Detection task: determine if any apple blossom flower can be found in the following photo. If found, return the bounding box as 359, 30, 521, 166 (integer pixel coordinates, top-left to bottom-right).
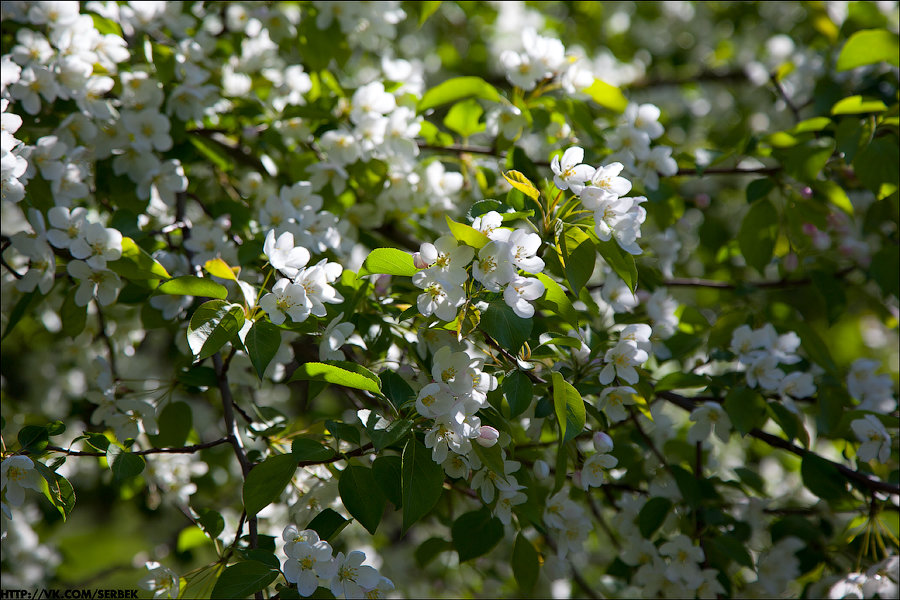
551, 146, 595, 194
851, 415, 891, 463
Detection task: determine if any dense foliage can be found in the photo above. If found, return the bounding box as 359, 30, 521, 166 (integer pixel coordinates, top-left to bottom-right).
1, 1, 899, 598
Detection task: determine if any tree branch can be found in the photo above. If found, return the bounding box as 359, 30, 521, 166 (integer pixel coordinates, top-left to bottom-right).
658, 391, 900, 497
41, 438, 232, 457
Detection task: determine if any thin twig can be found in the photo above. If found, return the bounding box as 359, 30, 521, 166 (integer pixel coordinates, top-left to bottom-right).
39, 438, 232, 457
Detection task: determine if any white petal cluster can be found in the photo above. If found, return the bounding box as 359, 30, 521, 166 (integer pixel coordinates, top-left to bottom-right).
729, 323, 817, 412
412, 235, 473, 322
580, 433, 618, 490
605, 103, 678, 191
687, 402, 732, 444
552, 146, 648, 256
499, 28, 591, 93
850, 414, 892, 464
419, 346, 498, 464
599, 324, 652, 385
1, 456, 42, 517
260, 229, 343, 326
847, 358, 897, 413
280, 526, 392, 598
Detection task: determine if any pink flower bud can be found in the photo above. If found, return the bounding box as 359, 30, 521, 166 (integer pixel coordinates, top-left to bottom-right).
375, 274, 391, 295
533, 459, 550, 480
593, 431, 614, 453
802, 223, 819, 236
812, 231, 831, 250
694, 193, 710, 209
783, 252, 798, 272
412, 252, 429, 270
800, 186, 813, 199
476, 426, 500, 447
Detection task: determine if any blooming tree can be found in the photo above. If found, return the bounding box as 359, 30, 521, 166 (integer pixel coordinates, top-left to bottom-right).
1, 1, 899, 599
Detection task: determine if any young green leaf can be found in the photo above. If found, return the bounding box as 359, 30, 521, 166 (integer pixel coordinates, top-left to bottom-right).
551, 371, 586, 443
401, 438, 443, 532
242, 454, 297, 516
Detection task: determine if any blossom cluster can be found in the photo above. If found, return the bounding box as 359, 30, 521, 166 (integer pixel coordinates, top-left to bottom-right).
412, 215, 547, 322
260, 229, 343, 326
281, 526, 393, 598
552, 146, 648, 255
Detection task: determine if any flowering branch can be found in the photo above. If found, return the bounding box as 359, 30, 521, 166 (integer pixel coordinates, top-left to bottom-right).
658, 391, 900, 497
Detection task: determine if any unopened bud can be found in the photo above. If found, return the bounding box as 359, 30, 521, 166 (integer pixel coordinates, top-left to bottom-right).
593, 431, 614, 453
375, 274, 391, 295
801, 223, 819, 236
533, 459, 550, 480
694, 193, 710, 209
800, 186, 813, 199
476, 426, 500, 447
783, 252, 798, 272
412, 252, 429, 270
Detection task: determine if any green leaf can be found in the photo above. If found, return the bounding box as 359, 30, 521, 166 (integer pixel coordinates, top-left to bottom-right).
801, 454, 851, 501
106, 445, 145, 480
671, 465, 702, 508
535, 273, 579, 328
738, 198, 778, 274
306, 508, 350, 541
452, 508, 505, 561
289, 362, 382, 394
723, 387, 768, 436
836, 28, 900, 71
401, 437, 444, 532
34, 462, 75, 521
831, 95, 888, 115
775, 138, 835, 182
444, 98, 485, 138
472, 443, 507, 483
107, 237, 170, 281
502, 371, 534, 418
445, 216, 490, 249
512, 534, 540, 592
582, 79, 628, 112
196, 508, 225, 539
811, 270, 847, 324
654, 373, 710, 393
325, 420, 361, 446
245, 320, 282, 379
596, 238, 637, 292
769, 402, 809, 447
418, 1, 442, 26
2, 290, 41, 340
18, 425, 49, 452
291, 438, 337, 463
638, 497, 673, 539
418, 76, 501, 112
854, 137, 900, 193
358, 248, 418, 277
480, 302, 532, 353
814, 180, 854, 215
61, 289, 87, 338
415, 537, 453, 568
372, 455, 402, 508
794, 321, 837, 375
707, 535, 754, 569
204, 257, 239, 282
559, 227, 596, 294
150, 402, 192, 448
501, 170, 540, 200
187, 301, 245, 360
242, 454, 297, 515
158, 276, 228, 299
338, 466, 385, 535
746, 178, 775, 204
734, 467, 766, 494
210, 561, 279, 599
870, 247, 900, 299
551, 372, 586, 443
380, 371, 415, 410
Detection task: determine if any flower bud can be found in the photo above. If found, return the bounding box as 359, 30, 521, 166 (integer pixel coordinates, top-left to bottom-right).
412, 252, 429, 270
475, 426, 499, 447
593, 431, 614, 453
375, 274, 392, 295
801, 223, 819, 236
533, 459, 550, 480
694, 193, 710, 209
783, 252, 798, 272
800, 186, 813, 199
